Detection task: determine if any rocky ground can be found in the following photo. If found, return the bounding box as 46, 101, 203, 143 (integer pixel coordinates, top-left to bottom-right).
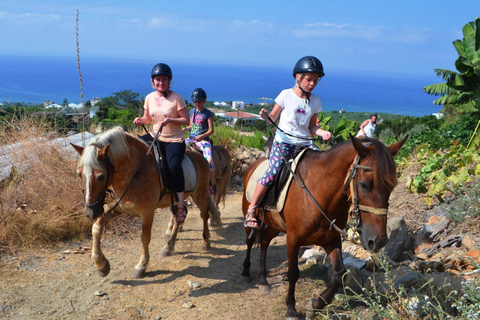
1, 154, 479, 320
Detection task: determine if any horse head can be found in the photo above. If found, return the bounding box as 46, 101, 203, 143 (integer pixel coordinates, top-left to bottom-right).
72, 143, 114, 219
349, 135, 407, 253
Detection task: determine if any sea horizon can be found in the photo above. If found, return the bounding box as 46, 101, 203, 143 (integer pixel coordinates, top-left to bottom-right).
0, 55, 442, 117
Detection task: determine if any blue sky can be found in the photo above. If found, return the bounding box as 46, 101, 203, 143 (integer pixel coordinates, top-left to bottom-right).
1, 0, 479, 76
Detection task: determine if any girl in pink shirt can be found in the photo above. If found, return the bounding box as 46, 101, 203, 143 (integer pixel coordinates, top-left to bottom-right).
133, 63, 190, 223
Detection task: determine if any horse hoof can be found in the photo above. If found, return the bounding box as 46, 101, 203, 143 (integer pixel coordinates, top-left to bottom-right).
285, 316, 299, 320
201, 243, 211, 251
241, 275, 252, 283
97, 259, 110, 277
305, 299, 316, 319
160, 248, 172, 258
131, 267, 146, 279
258, 284, 270, 295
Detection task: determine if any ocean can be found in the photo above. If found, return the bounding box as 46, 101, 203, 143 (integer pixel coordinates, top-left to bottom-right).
0, 55, 442, 117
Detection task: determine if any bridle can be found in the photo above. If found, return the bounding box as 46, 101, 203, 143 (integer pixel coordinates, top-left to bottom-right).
343, 152, 388, 231
83, 154, 116, 210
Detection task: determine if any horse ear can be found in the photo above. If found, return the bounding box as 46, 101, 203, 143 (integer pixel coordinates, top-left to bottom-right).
97, 145, 111, 161
71, 143, 84, 155
349, 134, 370, 158
388, 135, 408, 157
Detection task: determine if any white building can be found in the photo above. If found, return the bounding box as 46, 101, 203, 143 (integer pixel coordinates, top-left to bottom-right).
232, 101, 245, 110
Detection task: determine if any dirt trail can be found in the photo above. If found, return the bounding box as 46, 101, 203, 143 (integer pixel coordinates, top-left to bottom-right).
0, 192, 296, 320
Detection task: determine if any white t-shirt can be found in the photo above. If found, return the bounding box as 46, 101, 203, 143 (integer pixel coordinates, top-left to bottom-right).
356, 119, 376, 138
274, 89, 323, 146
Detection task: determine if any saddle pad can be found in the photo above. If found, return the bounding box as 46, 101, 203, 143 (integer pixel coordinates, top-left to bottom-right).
182, 155, 197, 193
246, 148, 307, 212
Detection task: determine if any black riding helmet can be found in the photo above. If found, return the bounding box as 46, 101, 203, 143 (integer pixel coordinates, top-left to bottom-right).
151, 63, 172, 79
191, 88, 207, 102
293, 56, 325, 78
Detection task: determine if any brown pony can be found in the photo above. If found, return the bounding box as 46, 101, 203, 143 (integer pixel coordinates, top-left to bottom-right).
72, 127, 221, 279
185, 143, 231, 208
241, 135, 407, 320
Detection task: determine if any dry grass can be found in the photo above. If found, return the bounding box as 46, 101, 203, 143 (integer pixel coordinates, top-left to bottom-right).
0, 113, 91, 249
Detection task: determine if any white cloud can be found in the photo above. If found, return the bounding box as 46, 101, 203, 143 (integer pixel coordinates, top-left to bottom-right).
294, 22, 433, 44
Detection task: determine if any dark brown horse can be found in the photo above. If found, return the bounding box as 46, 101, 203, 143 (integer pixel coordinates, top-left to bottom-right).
241, 135, 407, 320
72, 127, 221, 279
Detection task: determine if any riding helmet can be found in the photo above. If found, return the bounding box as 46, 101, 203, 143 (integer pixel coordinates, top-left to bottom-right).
293, 56, 325, 78
191, 88, 207, 102
151, 63, 172, 79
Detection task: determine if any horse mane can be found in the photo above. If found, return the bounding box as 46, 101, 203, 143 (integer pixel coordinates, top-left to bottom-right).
328, 137, 397, 191
78, 126, 131, 173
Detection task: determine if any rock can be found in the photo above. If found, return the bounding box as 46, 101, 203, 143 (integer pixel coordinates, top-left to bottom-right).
187, 280, 202, 289
343, 256, 367, 270
94, 290, 107, 296
182, 301, 195, 309
383, 216, 413, 262
461, 233, 478, 251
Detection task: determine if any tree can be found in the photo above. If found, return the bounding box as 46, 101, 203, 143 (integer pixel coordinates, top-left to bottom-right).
114, 90, 138, 107
423, 17, 480, 149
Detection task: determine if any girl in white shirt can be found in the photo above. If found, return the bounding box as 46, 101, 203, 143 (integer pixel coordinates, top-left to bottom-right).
245, 56, 332, 229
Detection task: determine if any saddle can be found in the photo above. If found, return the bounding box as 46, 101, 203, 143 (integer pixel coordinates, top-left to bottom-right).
152, 140, 197, 197
245, 147, 309, 231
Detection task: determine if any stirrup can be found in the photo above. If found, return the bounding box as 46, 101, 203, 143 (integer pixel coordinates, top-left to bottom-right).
244, 205, 262, 230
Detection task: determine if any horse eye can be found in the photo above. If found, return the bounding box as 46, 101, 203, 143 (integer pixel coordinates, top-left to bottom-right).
359, 182, 370, 191
97, 174, 105, 182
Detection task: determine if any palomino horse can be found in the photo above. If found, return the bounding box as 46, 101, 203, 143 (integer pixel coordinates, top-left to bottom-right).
71, 127, 221, 279
241, 135, 407, 320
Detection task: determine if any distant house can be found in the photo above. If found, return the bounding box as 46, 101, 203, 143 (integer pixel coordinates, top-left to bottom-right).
232, 101, 245, 110
91, 97, 101, 106
223, 111, 261, 126
213, 101, 230, 107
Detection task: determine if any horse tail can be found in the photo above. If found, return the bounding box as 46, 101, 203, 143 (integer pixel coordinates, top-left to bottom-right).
207, 193, 223, 231
220, 174, 230, 208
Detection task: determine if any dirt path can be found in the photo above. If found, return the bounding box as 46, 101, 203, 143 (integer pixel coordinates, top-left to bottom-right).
0, 192, 301, 320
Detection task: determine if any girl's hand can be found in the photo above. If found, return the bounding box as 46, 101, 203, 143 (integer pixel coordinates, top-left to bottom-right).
260, 109, 269, 120
319, 130, 332, 141
134, 117, 143, 126
161, 118, 170, 126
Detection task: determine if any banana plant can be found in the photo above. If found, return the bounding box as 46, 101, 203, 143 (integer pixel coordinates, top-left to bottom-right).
423, 17, 480, 150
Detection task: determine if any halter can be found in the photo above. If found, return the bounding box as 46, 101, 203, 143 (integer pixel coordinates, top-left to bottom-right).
342, 151, 389, 231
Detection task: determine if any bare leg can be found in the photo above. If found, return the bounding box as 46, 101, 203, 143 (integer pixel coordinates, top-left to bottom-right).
245, 182, 269, 227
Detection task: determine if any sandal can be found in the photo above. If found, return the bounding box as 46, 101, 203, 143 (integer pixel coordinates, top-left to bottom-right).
244, 206, 262, 230
209, 182, 216, 195
176, 204, 188, 224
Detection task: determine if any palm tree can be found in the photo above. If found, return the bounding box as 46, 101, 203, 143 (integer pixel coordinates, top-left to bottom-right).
423, 17, 480, 148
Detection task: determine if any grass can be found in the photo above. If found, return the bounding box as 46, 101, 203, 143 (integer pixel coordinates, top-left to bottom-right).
0, 113, 92, 248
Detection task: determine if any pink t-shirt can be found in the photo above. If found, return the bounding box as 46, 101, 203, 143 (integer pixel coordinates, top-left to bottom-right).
144, 91, 187, 143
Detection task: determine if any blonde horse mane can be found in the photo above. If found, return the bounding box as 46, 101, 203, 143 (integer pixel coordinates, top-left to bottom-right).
77, 126, 131, 173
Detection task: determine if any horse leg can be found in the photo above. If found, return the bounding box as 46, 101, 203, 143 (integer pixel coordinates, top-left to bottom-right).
165, 216, 174, 239
160, 210, 179, 257
305, 236, 345, 319
285, 240, 301, 320
91, 210, 119, 277
131, 213, 154, 279
241, 230, 256, 281
258, 227, 279, 294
